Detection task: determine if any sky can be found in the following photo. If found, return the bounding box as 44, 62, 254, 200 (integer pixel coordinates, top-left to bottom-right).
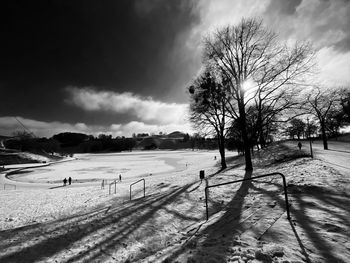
1, 0, 350, 138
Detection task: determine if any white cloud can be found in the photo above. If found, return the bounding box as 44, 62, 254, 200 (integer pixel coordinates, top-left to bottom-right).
184, 0, 269, 61
292, 0, 350, 48
196, 0, 269, 32
190, 0, 350, 87
66, 87, 189, 125
0, 88, 194, 138
118, 121, 193, 137
0, 116, 193, 138
317, 47, 350, 87
192, 0, 350, 50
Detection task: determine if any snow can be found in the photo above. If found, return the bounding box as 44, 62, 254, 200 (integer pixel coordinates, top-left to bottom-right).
0, 146, 349, 262
4, 151, 214, 183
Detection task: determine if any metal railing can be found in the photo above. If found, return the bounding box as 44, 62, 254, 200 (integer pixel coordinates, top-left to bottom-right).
4, 183, 16, 190
109, 180, 117, 195
130, 178, 145, 200
204, 172, 290, 221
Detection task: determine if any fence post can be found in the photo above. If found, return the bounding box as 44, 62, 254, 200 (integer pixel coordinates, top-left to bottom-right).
280, 173, 291, 220
205, 187, 209, 220
143, 179, 145, 198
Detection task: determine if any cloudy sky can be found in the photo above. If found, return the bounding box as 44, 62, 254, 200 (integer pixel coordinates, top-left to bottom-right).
1, 0, 349, 137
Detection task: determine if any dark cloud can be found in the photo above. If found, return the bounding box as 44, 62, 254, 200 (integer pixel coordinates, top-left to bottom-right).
0, 0, 200, 125
304, 0, 350, 52
334, 34, 350, 52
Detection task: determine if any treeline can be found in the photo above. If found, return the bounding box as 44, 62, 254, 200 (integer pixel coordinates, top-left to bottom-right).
4, 131, 225, 154
4, 132, 135, 154
4, 136, 61, 154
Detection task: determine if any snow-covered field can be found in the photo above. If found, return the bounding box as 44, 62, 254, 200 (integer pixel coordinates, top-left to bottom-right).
5, 150, 208, 183
0, 150, 223, 230
0, 146, 349, 262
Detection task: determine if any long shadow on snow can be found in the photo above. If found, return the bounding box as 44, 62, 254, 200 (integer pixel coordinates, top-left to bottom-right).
251, 182, 349, 263
162, 170, 253, 263
64, 184, 200, 263
0, 181, 202, 263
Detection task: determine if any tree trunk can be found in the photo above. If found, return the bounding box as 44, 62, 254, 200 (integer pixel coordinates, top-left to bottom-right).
321, 119, 328, 150
259, 132, 266, 148
257, 115, 266, 148
217, 130, 227, 169
243, 132, 252, 171
219, 140, 227, 169
239, 101, 253, 171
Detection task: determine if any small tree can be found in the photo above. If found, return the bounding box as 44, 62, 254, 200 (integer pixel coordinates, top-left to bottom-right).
189, 70, 230, 169
306, 87, 343, 149
326, 110, 346, 138
288, 118, 306, 140
306, 120, 318, 138
340, 91, 350, 123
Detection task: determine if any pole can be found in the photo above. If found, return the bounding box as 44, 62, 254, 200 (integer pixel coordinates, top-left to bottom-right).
281, 174, 291, 220
307, 118, 313, 158
205, 187, 209, 221
143, 179, 145, 198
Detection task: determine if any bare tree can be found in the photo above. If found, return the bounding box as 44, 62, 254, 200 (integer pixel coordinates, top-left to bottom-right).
203, 17, 314, 171
189, 70, 230, 169
253, 40, 314, 147
306, 87, 343, 149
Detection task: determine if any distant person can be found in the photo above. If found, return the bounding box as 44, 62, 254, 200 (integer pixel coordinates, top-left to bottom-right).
63, 178, 67, 186
119, 174, 122, 182
101, 179, 105, 189
68, 177, 72, 185
298, 142, 302, 150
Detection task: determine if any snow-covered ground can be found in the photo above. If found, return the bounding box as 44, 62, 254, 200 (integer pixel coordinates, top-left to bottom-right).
3, 151, 224, 184
0, 145, 349, 262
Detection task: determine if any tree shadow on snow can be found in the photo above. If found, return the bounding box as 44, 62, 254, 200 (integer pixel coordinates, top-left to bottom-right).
162, 170, 254, 262
0, 181, 204, 263
251, 182, 350, 263
160, 173, 349, 263
1, 166, 347, 262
